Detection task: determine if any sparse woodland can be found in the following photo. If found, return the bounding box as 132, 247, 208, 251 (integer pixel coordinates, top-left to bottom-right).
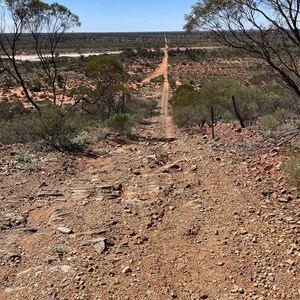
0, 0, 300, 185
0, 1, 299, 299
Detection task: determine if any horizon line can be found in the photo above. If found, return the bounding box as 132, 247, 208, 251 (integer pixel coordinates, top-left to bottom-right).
68, 30, 187, 34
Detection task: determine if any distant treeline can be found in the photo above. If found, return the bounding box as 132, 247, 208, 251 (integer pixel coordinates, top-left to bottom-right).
0, 31, 218, 54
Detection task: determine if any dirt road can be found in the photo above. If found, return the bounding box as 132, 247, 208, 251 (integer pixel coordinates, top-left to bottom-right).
0, 38, 299, 300
142, 36, 174, 139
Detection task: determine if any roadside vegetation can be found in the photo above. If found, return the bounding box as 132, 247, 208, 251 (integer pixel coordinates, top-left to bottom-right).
0, 92, 156, 151
282, 149, 300, 195
2, 0, 300, 191
181, 0, 300, 192
0, 1, 159, 152
171, 78, 292, 131
0, 51, 158, 151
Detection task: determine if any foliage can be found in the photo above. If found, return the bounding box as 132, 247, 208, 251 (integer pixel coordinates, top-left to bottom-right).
85, 56, 124, 81
30, 81, 43, 92
0, 114, 38, 144
122, 48, 137, 58
150, 75, 164, 84
106, 113, 138, 135
173, 105, 209, 128
0, 99, 27, 121
0, 0, 80, 109
136, 48, 163, 59
171, 84, 210, 127
32, 105, 85, 151
185, 0, 300, 98
171, 79, 287, 128
0, 101, 109, 154
282, 150, 300, 193
13, 148, 39, 172
105, 98, 157, 135
259, 109, 290, 131
124, 98, 157, 119
71, 129, 105, 147
80, 56, 130, 120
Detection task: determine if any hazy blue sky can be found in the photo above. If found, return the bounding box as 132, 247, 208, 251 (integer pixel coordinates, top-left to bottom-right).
45, 0, 196, 32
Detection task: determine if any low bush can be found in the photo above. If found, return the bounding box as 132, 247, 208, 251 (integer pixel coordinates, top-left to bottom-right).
122, 48, 137, 58
13, 148, 39, 172
106, 113, 138, 135
173, 105, 208, 128
71, 128, 105, 147
171, 79, 288, 129
0, 94, 157, 149
125, 98, 157, 118
171, 84, 210, 128
259, 108, 290, 131
30, 81, 43, 92
105, 98, 157, 135
0, 115, 38, 144
150, 75, 164, 84
0, 104, 90, 152
282, 151, 300, 193
0, 99, 28, 121
32, 105, 86, 151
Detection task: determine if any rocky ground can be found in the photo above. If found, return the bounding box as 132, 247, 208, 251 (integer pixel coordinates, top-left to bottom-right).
0, 42, 299, 300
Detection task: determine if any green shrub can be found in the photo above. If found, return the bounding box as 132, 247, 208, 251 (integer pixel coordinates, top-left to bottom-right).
170, 84, 195, 107
30, 81, 43, 92
2, 76, 15, 92
260, 115, 278, 131
32, 105, 84, 151
122, 48, 137, 58
260, 108, 290, 131
85, 56, 124, 79
200, 79, 269, 125
171, 84, 210, 128
0, 99, 28, 121
106, 113, 138, 135
173, 105, 208, 128
0, 104, 100, 151
282, 152, 300, 193
0, 115, 37, 144
71, 129, 104, 147
168, 74, 177, 89
13, 148, 39, 172
0, 96, 157, 148
125, 98, 157, 118
104, 97, 157, 135
171, 79, 287, 128
0, 99, 37, 145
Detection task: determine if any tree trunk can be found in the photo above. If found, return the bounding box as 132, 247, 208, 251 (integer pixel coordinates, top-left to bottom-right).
232, 96, 245, 128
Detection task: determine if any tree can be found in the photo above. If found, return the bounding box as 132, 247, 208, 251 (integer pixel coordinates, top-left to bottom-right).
184, 0, 300, 98
70, 56, 130, 120
0, 0, 80, 110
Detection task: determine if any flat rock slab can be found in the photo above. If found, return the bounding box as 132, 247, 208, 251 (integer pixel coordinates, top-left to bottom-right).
57, 226, 73, 234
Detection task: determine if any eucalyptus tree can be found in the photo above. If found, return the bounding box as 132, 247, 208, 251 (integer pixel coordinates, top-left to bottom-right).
185, 0, 300, 98
69, 56, 130, 120
0, 0, 80, 110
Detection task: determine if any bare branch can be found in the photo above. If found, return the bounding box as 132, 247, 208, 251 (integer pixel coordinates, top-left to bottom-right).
185, 0, 300, 97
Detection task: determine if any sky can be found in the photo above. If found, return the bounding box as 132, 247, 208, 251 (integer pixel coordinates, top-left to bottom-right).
44, 0, 197, 33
